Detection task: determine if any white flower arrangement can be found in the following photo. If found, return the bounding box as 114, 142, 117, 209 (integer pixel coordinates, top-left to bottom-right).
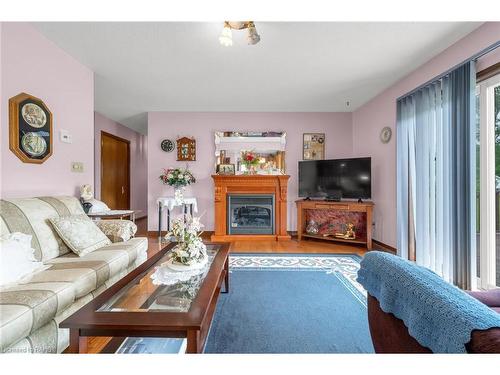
166, 214, 207, 266
159, 168, 195, 187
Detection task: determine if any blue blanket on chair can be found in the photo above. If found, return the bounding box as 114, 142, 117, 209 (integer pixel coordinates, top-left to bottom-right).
357, 251, 500, 353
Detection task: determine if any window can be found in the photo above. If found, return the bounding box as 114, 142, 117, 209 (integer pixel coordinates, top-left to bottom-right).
477, 72, 500, 289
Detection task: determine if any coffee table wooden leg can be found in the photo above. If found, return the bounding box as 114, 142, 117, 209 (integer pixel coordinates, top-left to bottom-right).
186, 330, 201, 353
158, 203, 162, 238
67, 329, 88, 353
223, 258, 229, 293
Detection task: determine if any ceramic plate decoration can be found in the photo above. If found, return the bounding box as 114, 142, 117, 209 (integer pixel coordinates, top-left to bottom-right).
21, 132, 47, 157
21, 103, 47, 128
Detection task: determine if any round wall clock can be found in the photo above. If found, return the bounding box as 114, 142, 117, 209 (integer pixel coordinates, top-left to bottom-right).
161, 139, 174, 152
380, 127, 392, 144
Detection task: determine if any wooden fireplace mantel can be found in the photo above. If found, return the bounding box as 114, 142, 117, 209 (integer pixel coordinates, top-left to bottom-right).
211, 174, 291, 241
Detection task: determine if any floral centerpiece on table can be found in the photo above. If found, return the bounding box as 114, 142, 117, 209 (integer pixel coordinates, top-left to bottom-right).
159, 167, 196, 203
241, 151, 260, 174
167, 215, 207, 266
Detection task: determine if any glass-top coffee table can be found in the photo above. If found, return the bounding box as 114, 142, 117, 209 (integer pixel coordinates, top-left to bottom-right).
60, 242, 230, 354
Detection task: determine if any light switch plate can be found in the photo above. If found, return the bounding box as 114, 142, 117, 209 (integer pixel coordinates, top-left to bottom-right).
71, 162, 84, 173
60, 129, 72, 143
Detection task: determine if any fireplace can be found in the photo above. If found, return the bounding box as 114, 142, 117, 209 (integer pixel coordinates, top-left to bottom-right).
211, 174, 290, 241
227, 195, 275, 235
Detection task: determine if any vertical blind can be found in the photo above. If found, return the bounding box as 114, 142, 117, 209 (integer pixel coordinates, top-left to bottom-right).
396, 61, 476, 289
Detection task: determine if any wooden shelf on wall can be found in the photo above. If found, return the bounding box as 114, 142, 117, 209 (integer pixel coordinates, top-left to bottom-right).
296, 199, 374, 249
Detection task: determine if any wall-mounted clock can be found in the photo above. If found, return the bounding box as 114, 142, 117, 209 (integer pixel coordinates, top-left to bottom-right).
380, 126, 392, 144
161, 139, 174, 152
9, 93, 53, 164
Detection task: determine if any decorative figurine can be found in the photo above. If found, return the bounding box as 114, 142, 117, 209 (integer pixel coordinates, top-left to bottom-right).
335, 223, 356, 239
306, 220, 319, 235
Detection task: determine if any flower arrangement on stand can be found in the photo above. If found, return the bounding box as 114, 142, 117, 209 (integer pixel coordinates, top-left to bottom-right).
159, 167, 196, 203
241, 151, 260, 174
167, 215, 207, 267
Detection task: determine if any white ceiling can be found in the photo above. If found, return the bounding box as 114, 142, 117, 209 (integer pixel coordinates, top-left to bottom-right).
33, 22, 482, 134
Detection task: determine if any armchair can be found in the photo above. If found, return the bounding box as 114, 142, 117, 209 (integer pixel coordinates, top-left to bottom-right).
368, 290, 500, 353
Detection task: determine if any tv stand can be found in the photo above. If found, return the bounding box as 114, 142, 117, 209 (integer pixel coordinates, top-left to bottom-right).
324, 196, 341, 202
295, 199, 374, 250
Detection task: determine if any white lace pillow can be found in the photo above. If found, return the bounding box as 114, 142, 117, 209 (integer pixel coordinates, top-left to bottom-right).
0, 232, 47, 287
86, 199, 110, 214
49, 215, 111, 257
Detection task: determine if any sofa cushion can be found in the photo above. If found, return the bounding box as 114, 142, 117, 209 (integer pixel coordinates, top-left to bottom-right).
23, 237, 148, 299
0, 237, 148, 351
0, 282, 76, 351
0, 197, 85, 261
49, 215, 111, 257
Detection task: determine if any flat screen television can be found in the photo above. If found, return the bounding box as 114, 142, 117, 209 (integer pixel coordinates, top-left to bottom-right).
298, 157, 371, 200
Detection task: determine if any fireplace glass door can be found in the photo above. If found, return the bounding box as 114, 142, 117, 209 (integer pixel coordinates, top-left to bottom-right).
227, 194, 275, 235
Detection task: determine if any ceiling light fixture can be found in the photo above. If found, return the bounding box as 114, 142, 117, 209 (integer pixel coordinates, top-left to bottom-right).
219, 21, 261, 46
218, 23, 233, 47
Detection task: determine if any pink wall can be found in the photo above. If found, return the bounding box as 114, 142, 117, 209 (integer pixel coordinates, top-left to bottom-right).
352, 22, 500, 247
94, 112, 148, 217
147, 112, 353, 231
1, 23, 94, 198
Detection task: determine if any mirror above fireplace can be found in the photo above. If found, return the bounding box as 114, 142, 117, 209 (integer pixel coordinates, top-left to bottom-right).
214, 131, 286, 175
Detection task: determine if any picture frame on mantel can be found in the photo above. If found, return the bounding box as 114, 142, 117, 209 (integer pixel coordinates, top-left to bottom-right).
9, 92, 53, 164
216, 163, 235, 175
303, 133, 325, 160
176, 137, 196, 161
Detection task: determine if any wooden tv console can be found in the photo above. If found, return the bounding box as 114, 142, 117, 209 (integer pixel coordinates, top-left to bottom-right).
296, 199, 374, 250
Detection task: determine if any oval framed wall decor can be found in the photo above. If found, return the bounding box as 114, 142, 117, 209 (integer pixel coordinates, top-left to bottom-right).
9, 92, 53, 164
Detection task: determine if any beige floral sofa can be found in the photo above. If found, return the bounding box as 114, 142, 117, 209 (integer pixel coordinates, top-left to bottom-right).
0, 196, 148, 353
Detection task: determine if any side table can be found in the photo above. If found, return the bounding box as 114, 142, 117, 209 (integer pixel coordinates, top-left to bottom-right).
88, 210, 141, 223
157, 197, 198, 238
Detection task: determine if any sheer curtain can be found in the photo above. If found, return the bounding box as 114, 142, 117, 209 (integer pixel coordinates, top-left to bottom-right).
397, 62, 476, 289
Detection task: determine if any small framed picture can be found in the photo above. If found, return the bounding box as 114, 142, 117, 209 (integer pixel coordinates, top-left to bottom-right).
303, 133, 325, 160
217, 163, 235, 175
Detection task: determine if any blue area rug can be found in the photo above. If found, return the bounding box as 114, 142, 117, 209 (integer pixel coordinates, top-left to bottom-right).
204, 253, 374, 353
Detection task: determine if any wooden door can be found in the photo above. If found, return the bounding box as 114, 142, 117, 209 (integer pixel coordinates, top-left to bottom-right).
101, 131, 130, 209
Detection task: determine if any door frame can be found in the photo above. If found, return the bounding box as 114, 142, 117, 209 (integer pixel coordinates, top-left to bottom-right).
477, 73, 500, 289
100, 131, 131, 210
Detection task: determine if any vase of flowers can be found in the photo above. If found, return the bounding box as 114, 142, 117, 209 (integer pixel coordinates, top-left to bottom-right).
166, 215, 207, 268
241, 151, 260, 174
159, 167, 196, 203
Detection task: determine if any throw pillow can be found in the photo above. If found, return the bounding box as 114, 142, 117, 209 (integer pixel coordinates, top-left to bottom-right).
49, 214, 111, 257
94, 219, 137, 242
86, 199, 111, 214
0, 232, 47, 287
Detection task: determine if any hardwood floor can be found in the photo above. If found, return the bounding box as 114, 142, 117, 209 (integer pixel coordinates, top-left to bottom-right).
86, 217, 369, 353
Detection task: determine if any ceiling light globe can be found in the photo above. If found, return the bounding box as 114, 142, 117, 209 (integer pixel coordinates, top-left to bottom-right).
219, 26, 233, 47
247, 26, 260, 45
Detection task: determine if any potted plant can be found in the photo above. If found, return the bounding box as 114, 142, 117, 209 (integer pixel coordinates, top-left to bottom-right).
159, 167, 195, 202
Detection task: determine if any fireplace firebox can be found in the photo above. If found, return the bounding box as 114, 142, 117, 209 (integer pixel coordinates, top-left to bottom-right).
227, 195, 275, 235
